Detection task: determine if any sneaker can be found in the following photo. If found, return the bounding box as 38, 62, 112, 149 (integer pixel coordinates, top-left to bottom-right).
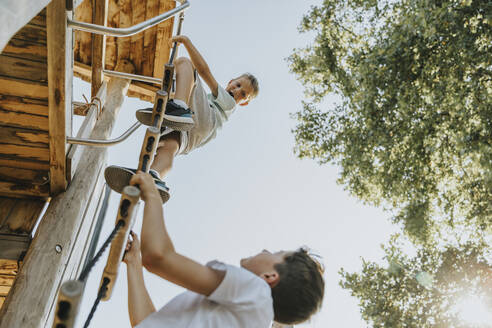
104, 166, 170, 204
136, 99, 194, 131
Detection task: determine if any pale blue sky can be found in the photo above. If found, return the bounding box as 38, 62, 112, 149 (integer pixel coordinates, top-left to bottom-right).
75, 1, 399, 327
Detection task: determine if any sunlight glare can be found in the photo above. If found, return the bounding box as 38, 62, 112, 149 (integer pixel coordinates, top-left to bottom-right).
452, 294, 492, 326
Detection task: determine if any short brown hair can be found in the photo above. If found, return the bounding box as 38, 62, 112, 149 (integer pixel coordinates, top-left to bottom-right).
271, 248, 324, 324
240, 73, 259, 99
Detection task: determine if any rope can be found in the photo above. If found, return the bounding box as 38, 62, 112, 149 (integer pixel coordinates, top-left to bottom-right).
83, 278, 109, 328
78, 220, 125, 282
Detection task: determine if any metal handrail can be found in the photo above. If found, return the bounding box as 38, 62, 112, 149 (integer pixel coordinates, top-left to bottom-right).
103, 69, 162, 84
67, 0, 190, 37
67, 122, 142, 146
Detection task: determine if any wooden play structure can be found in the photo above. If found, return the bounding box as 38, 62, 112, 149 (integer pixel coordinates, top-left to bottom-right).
0, 0, 188, 326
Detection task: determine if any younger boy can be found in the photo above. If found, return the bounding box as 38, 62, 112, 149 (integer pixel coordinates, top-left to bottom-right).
123, 171, 325, 327
106, 35, 259, 202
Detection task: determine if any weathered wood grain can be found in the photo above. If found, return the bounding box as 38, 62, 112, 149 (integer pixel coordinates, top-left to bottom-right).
73, 0, 92, 64
0, 275, 15, 287
0, 109, 48, 131
2, 39, 47, 63
0, 235, 31, 261
117, 0, 132, 61
0, 181, 50, 198
0, 78, 48, 99
0, 260, 18, 275
130, 0, 146, 73
153, 0, 174, 79
0, 125, 49, 147
0, 159, 49, 171
0, 95, 48, 117
0, 54, 47, 83
91, 0, 108, 97
142, 0, 159, 77
0, 144, 49, 162
13, 25, 47, 45
0, 197, 45, 234
0, 166, 49, 186
47, 0, 72, 195
104, 0, 120, 70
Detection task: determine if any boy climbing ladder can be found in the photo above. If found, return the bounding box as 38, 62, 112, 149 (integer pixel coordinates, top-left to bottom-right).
105, 35, 259, 202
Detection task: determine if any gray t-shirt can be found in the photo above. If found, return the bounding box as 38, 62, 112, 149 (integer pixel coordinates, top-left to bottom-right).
183, 77, 236, 154
136, 261, 274, 328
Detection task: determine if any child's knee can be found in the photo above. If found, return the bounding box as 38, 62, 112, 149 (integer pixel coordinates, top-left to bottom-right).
175, 57, 193, 71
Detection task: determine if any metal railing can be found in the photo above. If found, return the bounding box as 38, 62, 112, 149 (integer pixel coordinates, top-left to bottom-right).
67, 122, 142, 146
67, 0, 190, 37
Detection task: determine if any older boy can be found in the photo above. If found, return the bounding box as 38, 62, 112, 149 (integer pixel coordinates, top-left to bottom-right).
105, 35, 259, 202
123, 171, 324, 327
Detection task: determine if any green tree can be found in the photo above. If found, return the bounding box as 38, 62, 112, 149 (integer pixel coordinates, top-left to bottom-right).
340, 237, 492, 327
288, 0, 492, 242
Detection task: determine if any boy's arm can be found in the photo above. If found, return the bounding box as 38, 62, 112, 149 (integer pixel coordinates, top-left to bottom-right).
123, 232, 156, 327
131, 172, 226, 297
172, 35, 219, 97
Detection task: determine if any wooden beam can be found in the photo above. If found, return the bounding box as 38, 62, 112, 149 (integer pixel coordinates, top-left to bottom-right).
0, 77, 48, 100
0, 125, 48, 148
152, 0, 175, 79
91, 0, 108, 97
0, 74, 131, 328
47, 0, 73, 195
0, 181, 50, 198
66, 81, 107, 183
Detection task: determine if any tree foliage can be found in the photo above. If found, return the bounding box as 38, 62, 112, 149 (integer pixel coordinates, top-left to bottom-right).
288, 0, 492, 242
340, 237, 492, 327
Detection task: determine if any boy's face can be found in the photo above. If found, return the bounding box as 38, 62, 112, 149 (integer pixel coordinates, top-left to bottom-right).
240, 250, 291, 286
226, 76, 254, 106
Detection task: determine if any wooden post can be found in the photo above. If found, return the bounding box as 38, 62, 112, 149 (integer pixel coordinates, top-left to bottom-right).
47, 0, 73, 195
91, 0, 108, 98
0, 65, 133, 328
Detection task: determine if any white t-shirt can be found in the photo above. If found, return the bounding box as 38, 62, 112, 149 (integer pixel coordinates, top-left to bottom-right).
136, 261, 274, 328
183, 77, 236, 154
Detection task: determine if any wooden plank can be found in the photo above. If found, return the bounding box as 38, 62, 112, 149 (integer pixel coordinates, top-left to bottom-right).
0, 109, 48, 131
0, 95, 48, 117
2, 38, 47, 62
91, 0, 108, 97
67, 81, 107, 182
0, 235, 30, 260
0, 166, 49, 186
13, 25, 47, 45
0, 260, 18, 275
0, 77, 48, 99
0, 159, 49, 171
28, 10, 47, 28
73, 0, 92, 64
0, 275, 15, 287
104, 0, 120, 70
47, 0, 72, 195
131, 0, 146, 74
0, 54, 47, 83
0, 286, 9, 297
0, 125, 48, 147
0, 144, 49, 162
117, 0, 132, 61
153, 0, 175, 79
0, 198, 45, 233
0, 181, 49, 198
0, 297, 4, 309
142, 0, 159, 77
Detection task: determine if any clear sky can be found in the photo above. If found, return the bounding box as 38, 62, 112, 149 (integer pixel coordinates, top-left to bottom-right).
74, 1, 400, 327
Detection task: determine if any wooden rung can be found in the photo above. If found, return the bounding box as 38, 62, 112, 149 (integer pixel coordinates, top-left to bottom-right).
162, 64, 174, 96
137, 127, 160, 173
51, 280, 84, 328
151, 90, 168, 128
100, 186, 140, 301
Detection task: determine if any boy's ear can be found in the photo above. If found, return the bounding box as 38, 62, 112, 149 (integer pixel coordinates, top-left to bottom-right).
261, 271, 279, 287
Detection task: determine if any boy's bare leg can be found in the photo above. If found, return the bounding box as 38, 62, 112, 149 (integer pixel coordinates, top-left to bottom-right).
173, 57, 194, 104
150, 132, 180, 179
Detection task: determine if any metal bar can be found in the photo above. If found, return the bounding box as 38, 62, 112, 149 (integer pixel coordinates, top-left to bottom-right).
103, 69, 162, 84
67, 122, 141, 146
168, 12, 185, 65
67, 0, 190, 37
